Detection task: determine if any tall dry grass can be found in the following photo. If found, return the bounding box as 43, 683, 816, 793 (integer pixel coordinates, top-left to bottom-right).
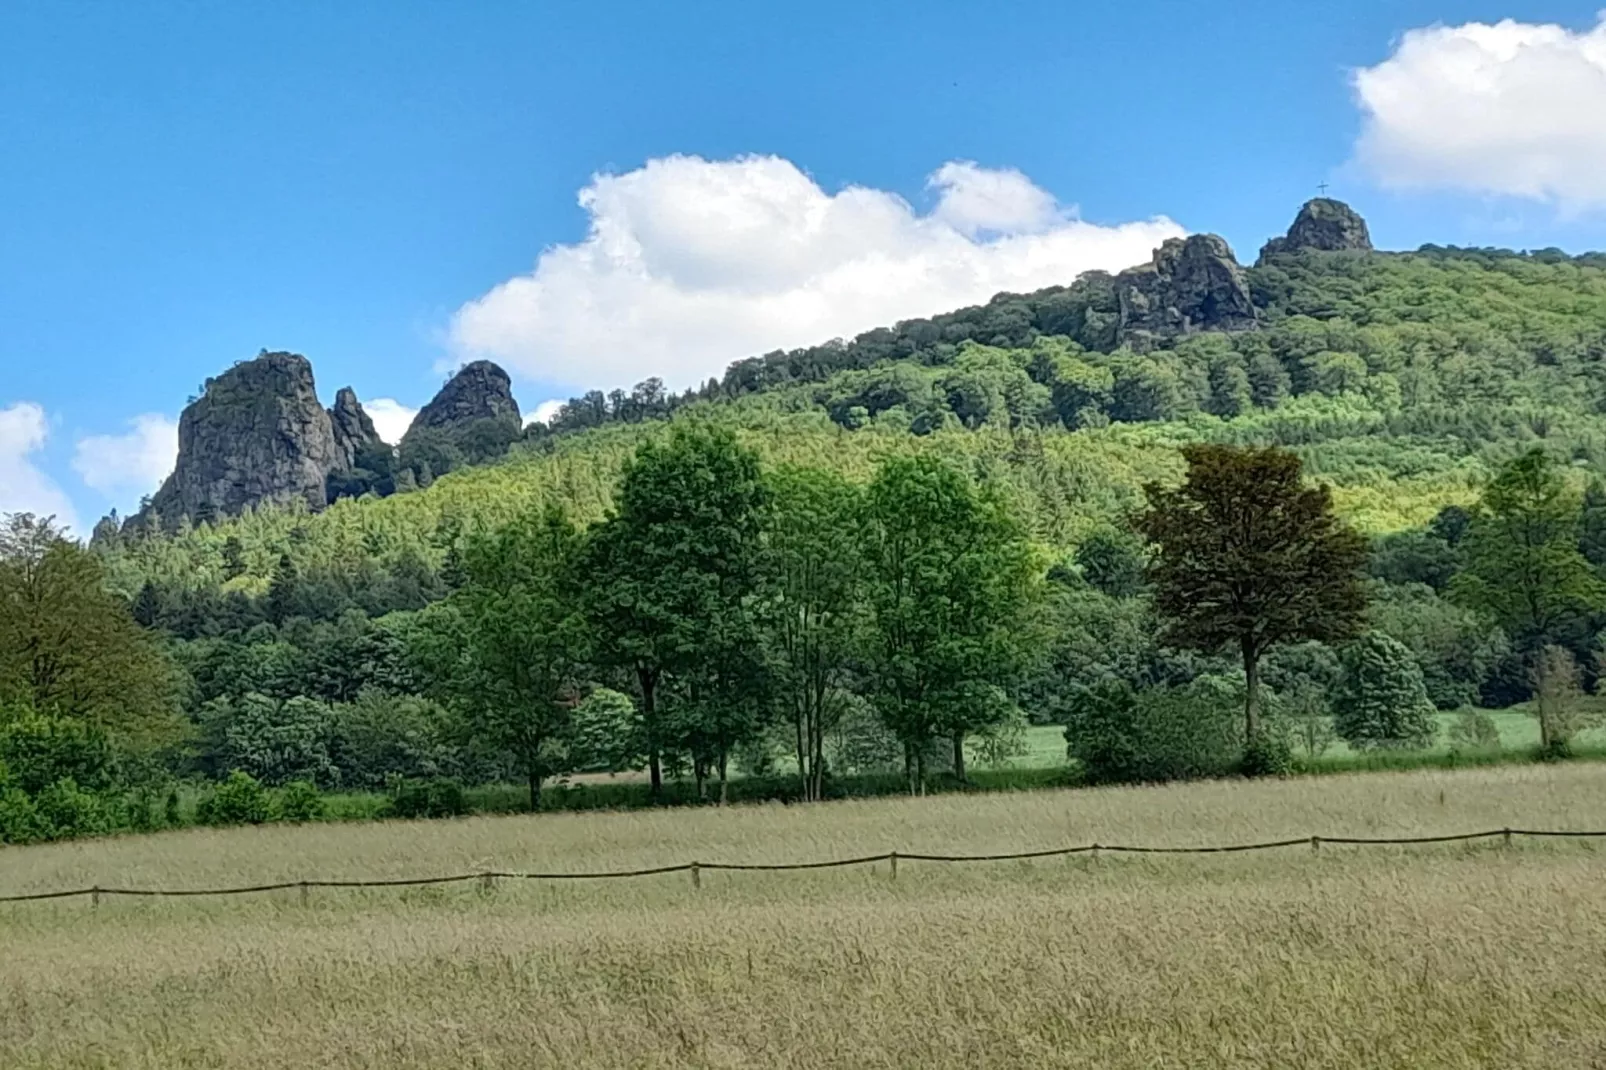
4, 764, 1606, 1068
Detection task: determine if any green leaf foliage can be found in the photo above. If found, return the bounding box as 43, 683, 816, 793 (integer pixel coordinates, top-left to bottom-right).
1063, 677, 1243, 786
1452, 449, 1606, 651
863, 454, 1041, 784
1139, 444, 1368, 740
1332, 633, 1440, 750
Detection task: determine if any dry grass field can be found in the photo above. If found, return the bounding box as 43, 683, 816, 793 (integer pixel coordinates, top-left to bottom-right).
5, 764, 1606, 1069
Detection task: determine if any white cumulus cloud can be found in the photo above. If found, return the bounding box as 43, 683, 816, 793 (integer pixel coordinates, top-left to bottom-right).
1353, 16, 1606, 208
364, 398, 418, 445
526, 399, 564, 427
0, 402, 79, 532
449, 154, 1183, 392
72, 414, 178, 501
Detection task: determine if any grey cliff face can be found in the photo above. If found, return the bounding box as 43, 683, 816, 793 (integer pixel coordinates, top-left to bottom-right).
328, 386, 381, 468
403, 360, 521, 440
1258, 198, 1372, 263
1116, 233, 1256, 344
136, 352, 344, 529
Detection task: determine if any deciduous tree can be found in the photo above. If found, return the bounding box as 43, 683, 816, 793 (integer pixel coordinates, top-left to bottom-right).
762, 466, 864, 801
581, 425, 767, 796
1138, 445, 1367, 744
426, 504, 588, 809
0, 513, 179, 747
862, 455, 1038, 789
1452, 449, 1606, 654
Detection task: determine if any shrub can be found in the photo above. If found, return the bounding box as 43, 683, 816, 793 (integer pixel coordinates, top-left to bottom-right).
1240, 729, 1293, 778
196, 771, 271, 826
1332, 633, 1438, 750
164, 788, 182, 828
127, 789, 158, 833
0, 711, 115, 795
0, 787, 46, 844
1064, 678, 1241, 785
384, 777, 468, 819
274, 780, 326, 823
34, 778, 111, 840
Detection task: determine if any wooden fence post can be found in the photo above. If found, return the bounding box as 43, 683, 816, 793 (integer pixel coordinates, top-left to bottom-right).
480, 872, 496, 895
298, 881, 310, 908
1310, 835, 1321, 854
889, 851, 898, 882
690, 863, 701, 891
90, 886, 100, 909
1503, 827, 1513, 848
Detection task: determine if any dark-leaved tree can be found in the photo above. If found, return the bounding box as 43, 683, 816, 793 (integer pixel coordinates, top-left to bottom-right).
1138, 444, 1367, 747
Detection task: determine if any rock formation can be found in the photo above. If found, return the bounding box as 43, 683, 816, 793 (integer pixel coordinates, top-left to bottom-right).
402, 360, 521, 440
1115, 234, 1257, 344
328, 386, 381, 469
133, 352, 378, 530
1258, 198, 1373, 263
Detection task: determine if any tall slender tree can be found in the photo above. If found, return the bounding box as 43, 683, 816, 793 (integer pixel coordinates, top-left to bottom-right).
1138, 445, 1367, 744
582, 424, 767, 796
862, 455, 1037, 790
1453, 449, 1605, 653
1452, 449, 1606, 747
762, 466, 864, 802
422, 504, 588, 809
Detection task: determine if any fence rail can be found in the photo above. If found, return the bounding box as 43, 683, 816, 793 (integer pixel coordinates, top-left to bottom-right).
1, 827, 1600, 905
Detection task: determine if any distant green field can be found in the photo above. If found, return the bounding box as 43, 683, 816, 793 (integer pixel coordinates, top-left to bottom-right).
282, 706, 1606, 826
1000, 706, 1606, 773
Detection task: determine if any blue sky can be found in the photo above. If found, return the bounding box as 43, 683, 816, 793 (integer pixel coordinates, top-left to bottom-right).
4, 0, 1606, 531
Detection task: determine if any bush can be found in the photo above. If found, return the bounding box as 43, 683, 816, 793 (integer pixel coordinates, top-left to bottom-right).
34, 778, 112, 840
164, 789, 181, 828
274, 779, 326, 823
0, 787, 47, 844
384, 777, 469, 819
0, 711, 115, 795
1240, 729, 1293, 778
1332, 633, 1439, 750
195, 771, 271, 826
126, 789, 158, 833
1064, 678, 1241, 785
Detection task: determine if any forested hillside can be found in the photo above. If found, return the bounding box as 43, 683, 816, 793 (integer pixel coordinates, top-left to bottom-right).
8, 199, 1606, 839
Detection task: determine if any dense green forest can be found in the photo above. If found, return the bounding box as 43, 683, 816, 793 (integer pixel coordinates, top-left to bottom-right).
9, 223, 1606, 842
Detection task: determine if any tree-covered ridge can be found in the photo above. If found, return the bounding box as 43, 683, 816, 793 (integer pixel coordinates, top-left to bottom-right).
97, 202, 1606, 598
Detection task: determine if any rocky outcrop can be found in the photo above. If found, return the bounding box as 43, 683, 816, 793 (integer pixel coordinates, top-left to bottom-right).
402, 360, 520, 440
1115, 234, 1256, 344
133, 352, 357, 529
328, 386, 381, 469
1258, 198, 1372, 263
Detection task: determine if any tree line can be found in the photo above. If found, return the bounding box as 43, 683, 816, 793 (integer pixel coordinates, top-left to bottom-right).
7, 420, 1606, 845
